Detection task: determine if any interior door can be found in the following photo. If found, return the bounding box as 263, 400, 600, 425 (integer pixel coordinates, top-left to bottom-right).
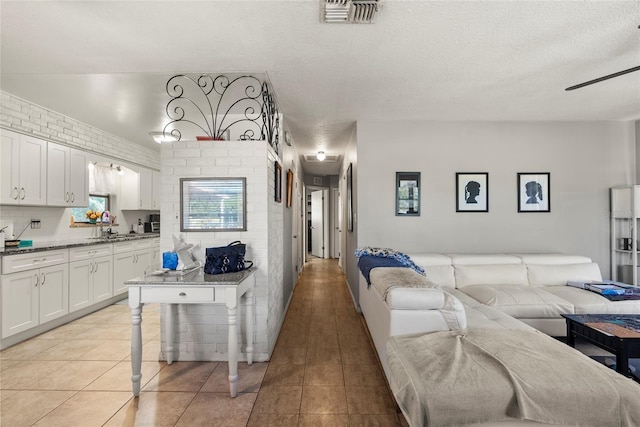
292, 177, 301, 278
311, 190, 324, 258
296, 178, 303, 271
332, 188, 341, 259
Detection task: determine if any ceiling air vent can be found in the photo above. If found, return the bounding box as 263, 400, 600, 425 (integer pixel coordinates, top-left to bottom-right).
323, 0, 380, 24
304, 154, 341, 163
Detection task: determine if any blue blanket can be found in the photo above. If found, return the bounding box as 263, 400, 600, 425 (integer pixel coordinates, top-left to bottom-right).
358, 255, 407, 286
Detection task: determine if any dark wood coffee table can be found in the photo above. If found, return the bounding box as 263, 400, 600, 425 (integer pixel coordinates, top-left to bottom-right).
562, 314, 640, 379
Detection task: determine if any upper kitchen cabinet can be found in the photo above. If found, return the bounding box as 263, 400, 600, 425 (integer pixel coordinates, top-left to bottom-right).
119, 166, 160, 210
47, 142, 89, 207
0, 129, 47, 205
152, 170, 161, 209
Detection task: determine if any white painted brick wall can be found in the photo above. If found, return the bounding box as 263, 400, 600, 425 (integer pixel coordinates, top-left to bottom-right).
0, 90, 160, 170
161, 139, 284, 362
0, 90, 161, 241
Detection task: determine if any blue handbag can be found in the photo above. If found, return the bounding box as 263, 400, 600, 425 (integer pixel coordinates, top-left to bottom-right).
204, 241, 253, 274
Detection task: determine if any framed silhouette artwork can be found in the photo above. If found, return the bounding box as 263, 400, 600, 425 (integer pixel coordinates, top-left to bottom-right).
456, 172, 488, 212
517, 172, 550, 213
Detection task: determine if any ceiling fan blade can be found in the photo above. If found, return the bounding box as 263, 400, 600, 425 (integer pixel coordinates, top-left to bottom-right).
565, 65, 640, 91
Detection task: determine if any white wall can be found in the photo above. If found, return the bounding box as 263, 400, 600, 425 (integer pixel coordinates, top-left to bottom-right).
342, 125, 359, 306
357, 121, 636, 279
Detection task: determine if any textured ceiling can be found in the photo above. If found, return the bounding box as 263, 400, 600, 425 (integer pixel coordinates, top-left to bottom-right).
1, 1, 639, 176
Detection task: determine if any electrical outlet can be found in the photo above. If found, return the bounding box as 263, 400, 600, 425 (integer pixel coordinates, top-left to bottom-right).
30, 219, 41, 229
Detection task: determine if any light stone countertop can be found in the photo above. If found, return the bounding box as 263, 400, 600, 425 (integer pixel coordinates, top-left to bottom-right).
125, 267, 255, 286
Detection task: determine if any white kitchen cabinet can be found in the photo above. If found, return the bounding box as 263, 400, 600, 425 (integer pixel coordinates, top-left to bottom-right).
1, 254, 69, 338
112, 239, 157, 295
69, 244, 113, 312
152, 170, 161, 209
150, 237, 161, 268
47, 142, 89, 207
139, 168, 153, 209
0, 129, 47, 206
119, 167, 160, 210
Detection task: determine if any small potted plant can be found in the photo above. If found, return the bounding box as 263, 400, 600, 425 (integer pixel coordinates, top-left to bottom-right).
85, 210, 101, 224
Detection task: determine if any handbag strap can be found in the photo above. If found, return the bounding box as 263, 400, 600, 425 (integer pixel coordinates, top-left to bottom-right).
228, 241, 242, 247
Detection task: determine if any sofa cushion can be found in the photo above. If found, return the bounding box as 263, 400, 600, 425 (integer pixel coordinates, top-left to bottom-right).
544, 286, 640, 314
407, 253, 452, 266
454, 264, 529, 288
386, 287, 447, 310
423, 265, 456, 288
448, 289, 535, 330
449, 254, 522, 265
526, 263, 602, 287
517, 254, 592, 264
459, 285, 574, 318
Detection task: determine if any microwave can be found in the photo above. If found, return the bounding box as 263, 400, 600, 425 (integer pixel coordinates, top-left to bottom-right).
144, 222, 161, 233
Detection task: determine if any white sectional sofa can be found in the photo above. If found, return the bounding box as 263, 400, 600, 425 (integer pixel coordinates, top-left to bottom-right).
358, 253, 640, 426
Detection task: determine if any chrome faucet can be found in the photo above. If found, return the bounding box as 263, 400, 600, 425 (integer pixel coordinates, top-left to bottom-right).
99, 211, 110, 238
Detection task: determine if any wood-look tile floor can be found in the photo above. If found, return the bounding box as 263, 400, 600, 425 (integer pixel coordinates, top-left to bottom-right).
0, 258, 408, 426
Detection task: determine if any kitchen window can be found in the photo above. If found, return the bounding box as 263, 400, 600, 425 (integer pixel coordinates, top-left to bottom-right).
70, 194, 110, 223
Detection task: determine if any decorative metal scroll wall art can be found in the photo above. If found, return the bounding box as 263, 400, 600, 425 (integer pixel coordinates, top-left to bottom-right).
163, 74, 280, 154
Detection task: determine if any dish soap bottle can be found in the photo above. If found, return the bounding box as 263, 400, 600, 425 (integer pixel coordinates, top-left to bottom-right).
136, 218, 144, 234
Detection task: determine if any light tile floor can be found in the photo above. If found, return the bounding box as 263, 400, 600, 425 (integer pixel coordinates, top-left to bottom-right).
1, 258, 408, 426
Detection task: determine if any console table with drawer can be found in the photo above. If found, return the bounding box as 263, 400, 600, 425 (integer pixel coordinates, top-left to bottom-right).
126, 267, 255, 398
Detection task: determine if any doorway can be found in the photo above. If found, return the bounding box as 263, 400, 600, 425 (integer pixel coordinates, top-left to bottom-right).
310, 190, 324, 258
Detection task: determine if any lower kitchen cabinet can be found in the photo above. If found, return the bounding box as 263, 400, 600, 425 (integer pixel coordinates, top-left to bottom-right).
68, 244, 113, 312
1, 263, 69, 338
1, 237, 159, 347
112, 250, 151, 295
69, 255, 113, 312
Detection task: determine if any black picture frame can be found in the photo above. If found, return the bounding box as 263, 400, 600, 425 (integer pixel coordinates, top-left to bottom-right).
517, 172, 550, 212
274, 161, 282, 203
347, 162, 353, 232
396, 172, 421, 216
456, 172, 489, 212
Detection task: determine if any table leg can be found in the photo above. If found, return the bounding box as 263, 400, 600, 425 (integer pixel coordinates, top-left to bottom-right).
165, 304, 175, 364
246, 287, 254, 365
565, 321, 576, 347
616, 346, 630, 376
129, 302, 143, 397
227, 289, 238, 398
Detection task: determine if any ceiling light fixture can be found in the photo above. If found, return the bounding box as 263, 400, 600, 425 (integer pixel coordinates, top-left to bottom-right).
149, 131, 178, 144
317, 151, 326, 161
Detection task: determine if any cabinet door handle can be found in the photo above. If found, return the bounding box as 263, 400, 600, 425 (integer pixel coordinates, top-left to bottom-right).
65, 192, 69, 202
179, 292, 186, 297
70, 192, 75, 203
20, 187, 25, 200
90, 262, 94, 274
41, 273, 46, 286
12, 186, 19, 200
34, 273, 39, 287
94, 262, 98, 273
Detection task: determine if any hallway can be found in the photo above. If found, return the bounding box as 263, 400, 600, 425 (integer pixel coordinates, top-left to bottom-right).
0, 258, 406, 426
